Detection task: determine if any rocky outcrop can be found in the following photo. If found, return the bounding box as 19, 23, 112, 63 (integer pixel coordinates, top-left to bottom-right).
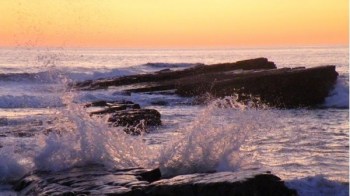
108, 109, 161, 135
74, 58, 276, 90
74, 58, 338, 108
124, 66, 338, 108
174, 66, 338, 108
13, 166, 297, 196
13, 166, 160, 195
146, 171, 296, 196
86, 100, 161, 135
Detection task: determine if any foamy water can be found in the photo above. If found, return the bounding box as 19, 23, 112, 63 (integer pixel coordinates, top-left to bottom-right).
0, 47, 348, 195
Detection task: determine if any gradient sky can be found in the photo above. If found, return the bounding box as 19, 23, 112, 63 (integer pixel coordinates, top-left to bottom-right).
0, 0, 348, 48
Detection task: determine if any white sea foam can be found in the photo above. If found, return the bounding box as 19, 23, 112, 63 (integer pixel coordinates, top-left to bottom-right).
33, 87, 155, 171
324, 78, 349, 108
0, 79, 153, 181
0, 146, 30, 182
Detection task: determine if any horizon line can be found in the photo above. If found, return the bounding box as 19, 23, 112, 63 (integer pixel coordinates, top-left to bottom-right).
0, 44, 348, 51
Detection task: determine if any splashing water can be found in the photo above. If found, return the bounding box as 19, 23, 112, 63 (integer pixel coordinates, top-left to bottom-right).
34, 81, 155, 171
324, 78, 349, 108
0, 89, 270, 182
0, 76, 155, 181
157, 96, 272, 177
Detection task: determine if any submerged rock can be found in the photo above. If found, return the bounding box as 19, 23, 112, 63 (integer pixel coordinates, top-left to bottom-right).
13, 166, 296, 196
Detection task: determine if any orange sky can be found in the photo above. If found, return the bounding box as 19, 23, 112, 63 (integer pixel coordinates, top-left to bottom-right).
0, 0, 348, 48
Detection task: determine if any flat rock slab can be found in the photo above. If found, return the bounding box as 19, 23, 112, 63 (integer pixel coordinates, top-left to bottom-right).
13, 166, 296, 196
73, 58, 276, 90
74, 57, 338, 108
125, 66, 338, 108
146, 171, 296, 196
174, 65, 338, 107
13, 166, 160, 195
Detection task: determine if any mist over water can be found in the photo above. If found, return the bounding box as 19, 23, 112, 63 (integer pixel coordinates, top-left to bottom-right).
0, 47, 348, 195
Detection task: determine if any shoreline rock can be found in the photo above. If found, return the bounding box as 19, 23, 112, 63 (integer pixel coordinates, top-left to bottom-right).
86, 100, 162, 135
13, 166, 297, 196
73, 58, 276, 90
73, 58, 338, 108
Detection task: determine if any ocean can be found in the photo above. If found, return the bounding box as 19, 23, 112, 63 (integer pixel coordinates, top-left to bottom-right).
0, 47, 348, 195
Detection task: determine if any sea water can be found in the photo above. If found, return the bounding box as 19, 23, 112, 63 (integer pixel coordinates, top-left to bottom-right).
0, 47, 348, 195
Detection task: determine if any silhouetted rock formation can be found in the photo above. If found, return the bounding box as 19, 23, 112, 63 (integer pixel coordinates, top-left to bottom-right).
75, 58, 338, 108
74, 58, 276, 90
172, 66, 338, 108
14, 166, 296, 196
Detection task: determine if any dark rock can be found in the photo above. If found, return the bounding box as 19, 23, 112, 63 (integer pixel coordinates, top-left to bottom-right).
84, 100, 109, 107
137, 168, 161, 183
14, 167, 296, 196
85, 100, 136, 108
14, 166, 152, 195
90, 105, 128, 115
155, 68, 172, 73
176, 65, 338, 108
74, 58, 276, 90
108, 109, 161, 135
74, 58, 337, 108
90, 104, 141, 116
84, 100, 161, 135
150, 101, 168, 106
127, 66, 338, 108
145, 170, 297, 196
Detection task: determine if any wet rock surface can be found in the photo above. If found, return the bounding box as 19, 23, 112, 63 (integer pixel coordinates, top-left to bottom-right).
86, 100, 162, 135
13, 166, 297, 196
108, 109, 161, 135
74, 58, 338, 108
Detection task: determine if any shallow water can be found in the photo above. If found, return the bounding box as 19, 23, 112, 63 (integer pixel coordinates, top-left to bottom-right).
0, 47, 348, 195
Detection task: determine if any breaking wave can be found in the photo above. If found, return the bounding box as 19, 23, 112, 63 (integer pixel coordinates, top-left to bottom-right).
157, 96, 271, 177
324, 77, 349, 109
0, 82, 153, 182
0, 91, 267, 182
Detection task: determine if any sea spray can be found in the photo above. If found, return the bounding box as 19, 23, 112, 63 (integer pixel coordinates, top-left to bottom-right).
157, 95, 273, 177
34, 80, 154, 171
0, 146, 31, 182
0, 74, 154, 182
324, 77, 349, 108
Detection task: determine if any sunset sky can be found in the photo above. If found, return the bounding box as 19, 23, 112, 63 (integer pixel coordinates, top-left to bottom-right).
0, 0, 348, 48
